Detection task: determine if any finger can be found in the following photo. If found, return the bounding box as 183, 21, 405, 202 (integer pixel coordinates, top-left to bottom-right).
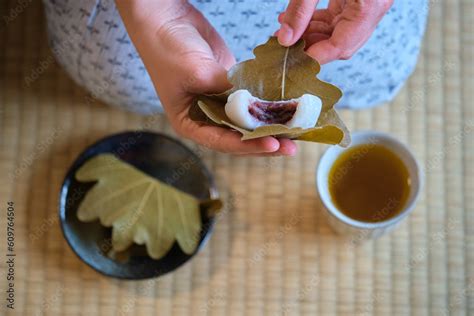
305, 17, 374, 64
278, 0, 319, 46
327, 0, 345, 15
199, 127, 280, 154
278, 12, 285, 24
304, 20, 333, 36
306, 0, 389, 64
311, 9, 336, 25
237, 152, 289, 157
303, 33, 330, 47
162, 20, 232, 95
239, 139, 298, 157
200, 27, 236, 70
306, 38, 345, 65
193, 11, 236, 69
183, 59, 232, 95
277, 138, 298, 156
181, 121, 281, 154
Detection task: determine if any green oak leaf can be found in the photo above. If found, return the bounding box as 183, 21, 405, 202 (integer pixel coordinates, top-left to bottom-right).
189, 37, 350, 146
75, 154, 221, 260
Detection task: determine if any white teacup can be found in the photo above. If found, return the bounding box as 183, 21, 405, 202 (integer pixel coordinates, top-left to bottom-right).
316, 131, 423, 240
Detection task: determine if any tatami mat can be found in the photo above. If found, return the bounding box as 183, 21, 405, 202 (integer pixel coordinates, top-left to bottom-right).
0, 0, 472, 315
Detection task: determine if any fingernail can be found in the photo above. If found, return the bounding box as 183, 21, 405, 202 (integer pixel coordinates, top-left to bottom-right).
264, 138, 280, 152
278, 23, 293, 46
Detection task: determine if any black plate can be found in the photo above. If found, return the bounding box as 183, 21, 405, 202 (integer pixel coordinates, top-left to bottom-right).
59, 131, 218, 280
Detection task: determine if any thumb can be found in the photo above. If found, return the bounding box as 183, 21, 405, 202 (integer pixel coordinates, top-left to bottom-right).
180, 11, 233, 94
184, 57, 232, 95
278, 0, 319, 46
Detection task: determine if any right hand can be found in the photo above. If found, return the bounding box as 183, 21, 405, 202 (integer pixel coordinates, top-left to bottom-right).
276, 0, 393, 64
116, 0, 297, 156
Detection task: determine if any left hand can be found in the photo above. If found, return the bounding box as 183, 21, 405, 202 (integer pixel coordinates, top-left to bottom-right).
117, 0, 297, 156
277, 0, 393, 64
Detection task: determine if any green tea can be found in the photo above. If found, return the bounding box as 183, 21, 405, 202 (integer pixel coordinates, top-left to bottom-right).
328, 144, 411, 222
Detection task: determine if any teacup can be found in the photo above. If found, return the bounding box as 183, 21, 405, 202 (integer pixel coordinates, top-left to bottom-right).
316, 131, 423, 240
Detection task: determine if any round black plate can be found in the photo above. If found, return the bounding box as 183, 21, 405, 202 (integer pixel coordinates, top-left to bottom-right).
59, 131, 218, 280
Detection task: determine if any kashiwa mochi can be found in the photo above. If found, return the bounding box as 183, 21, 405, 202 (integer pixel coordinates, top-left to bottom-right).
224, 89, 322, 130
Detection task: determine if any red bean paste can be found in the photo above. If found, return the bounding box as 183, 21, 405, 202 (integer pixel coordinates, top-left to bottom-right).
248, 100, 298, 124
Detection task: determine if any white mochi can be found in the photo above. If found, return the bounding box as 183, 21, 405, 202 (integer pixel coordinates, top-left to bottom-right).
284, 94, 322, 129
225, 90, 264, 130
224, 89, 322, 130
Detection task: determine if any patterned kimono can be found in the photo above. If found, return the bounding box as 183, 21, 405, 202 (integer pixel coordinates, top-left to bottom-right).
42, 0, 429, 114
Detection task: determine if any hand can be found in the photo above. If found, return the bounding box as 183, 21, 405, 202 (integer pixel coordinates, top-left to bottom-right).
116, 0, 297, 156
277, 0, 393, 64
